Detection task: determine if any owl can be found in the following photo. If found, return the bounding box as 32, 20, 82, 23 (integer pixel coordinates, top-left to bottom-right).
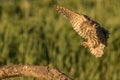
54, 5, 109, 57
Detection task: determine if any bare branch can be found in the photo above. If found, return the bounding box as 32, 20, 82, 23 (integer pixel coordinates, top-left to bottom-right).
0, 65, 72, 80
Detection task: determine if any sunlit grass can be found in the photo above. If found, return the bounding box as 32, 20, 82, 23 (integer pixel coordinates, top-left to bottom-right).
0, 0, 120, 80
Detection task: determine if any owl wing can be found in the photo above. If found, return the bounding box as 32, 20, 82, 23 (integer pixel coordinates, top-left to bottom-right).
54, 5, 109, 57
54, 5, 92, 39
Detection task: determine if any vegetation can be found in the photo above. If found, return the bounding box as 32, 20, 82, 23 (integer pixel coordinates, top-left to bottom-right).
0, 0, 120, 80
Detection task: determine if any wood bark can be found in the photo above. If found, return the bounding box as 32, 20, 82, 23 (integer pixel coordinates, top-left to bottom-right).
0, 65, 72, 80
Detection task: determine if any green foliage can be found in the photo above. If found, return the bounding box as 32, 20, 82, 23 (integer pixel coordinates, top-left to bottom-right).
0, 0, 120, 80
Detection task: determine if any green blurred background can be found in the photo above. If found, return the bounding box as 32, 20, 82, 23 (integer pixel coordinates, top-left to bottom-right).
0, 0, 120, 80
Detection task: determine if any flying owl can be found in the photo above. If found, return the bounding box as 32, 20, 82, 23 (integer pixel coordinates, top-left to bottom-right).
54, 5, 109, 57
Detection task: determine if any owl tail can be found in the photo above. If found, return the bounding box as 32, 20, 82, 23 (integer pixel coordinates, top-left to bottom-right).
89, 43, 105, 57
54, 5, 78, 20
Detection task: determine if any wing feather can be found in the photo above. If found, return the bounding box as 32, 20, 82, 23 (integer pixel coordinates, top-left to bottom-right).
54, 5, 109, 57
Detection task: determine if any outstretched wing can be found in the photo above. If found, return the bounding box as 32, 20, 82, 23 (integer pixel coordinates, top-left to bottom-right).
54, 5, 109, 57
54, 5, 90, 39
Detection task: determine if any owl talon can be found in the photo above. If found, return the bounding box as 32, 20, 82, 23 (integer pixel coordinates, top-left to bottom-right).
80, 42, 88, 48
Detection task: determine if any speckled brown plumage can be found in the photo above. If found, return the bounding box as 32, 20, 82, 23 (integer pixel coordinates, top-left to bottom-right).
54, 5, 109, 57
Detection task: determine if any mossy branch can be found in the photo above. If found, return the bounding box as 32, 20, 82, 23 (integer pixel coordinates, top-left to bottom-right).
0, 65, 72, 80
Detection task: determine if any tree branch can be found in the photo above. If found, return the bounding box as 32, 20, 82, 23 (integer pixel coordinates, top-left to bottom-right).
0, 65, 72, 80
